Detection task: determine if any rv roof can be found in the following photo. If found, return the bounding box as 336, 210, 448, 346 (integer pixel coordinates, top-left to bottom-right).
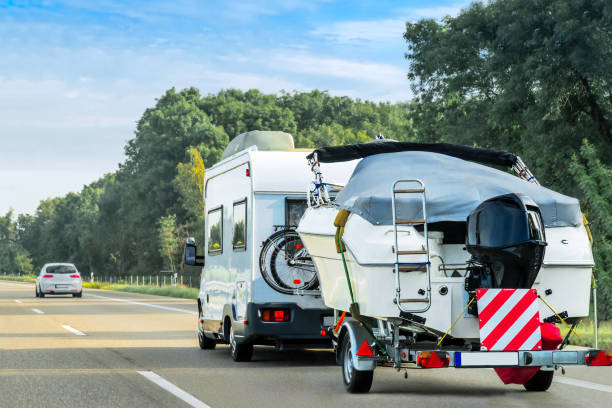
221, 130, 295, 159
207, 149, 357, 194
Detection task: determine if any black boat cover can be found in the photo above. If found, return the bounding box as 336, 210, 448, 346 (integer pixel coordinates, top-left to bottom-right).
307, 141, 518, 168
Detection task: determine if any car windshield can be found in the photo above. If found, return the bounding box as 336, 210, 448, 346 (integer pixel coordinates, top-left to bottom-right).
46, 265, 77, 274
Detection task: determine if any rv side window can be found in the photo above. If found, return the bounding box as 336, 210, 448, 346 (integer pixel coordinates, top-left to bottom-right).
233, 199, 247, 250
208, 207, 223, 254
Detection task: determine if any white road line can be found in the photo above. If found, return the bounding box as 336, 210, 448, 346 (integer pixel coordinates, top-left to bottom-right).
554, 376, 612, 393
31, 308, 44, 314
138, 371, 211, 408
14, 299, 22, 303
87, 293, 197, 315
61, 325, 86, 336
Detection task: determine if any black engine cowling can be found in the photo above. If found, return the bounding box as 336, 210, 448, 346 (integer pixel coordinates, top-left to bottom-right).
465, 193, 547, 290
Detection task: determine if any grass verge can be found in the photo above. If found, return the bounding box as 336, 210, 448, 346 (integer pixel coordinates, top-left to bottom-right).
560, 320, 612, 349
82, 282, 198, 300
0, 275, 36, 283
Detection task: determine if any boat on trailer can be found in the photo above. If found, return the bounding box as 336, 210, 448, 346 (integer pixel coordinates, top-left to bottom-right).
296, 140, 610, 393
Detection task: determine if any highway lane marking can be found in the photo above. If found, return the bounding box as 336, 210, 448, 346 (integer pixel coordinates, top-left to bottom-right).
0, 368, 136, 376
138, 371, 211, 408
87, 293, 197, 315
61, 324, 86, 336
31, 308, 44, 314
554, 376, 612, 393
14, 299, 22, 303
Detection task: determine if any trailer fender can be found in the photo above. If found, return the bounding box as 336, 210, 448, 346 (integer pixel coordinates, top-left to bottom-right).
338, 320, 376, 371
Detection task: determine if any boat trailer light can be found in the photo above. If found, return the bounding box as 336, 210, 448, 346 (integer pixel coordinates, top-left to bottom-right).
356, 340, 374, 357
417, 351, 449, 368
260, 308, 290, 322
585, 350, 612, 366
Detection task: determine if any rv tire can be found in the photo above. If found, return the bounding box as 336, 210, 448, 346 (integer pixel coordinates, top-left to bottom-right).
341, 334, 373, 393
523, 370, 553, 392
198, 330, 216, 350
229, 324, 253, 362
229, 323, 253, 361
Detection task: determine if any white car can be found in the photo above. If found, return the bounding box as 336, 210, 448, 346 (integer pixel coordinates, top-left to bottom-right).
35, 263, 83, 298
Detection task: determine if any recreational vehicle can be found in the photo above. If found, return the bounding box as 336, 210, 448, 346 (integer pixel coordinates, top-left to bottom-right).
184, 131, 357, 361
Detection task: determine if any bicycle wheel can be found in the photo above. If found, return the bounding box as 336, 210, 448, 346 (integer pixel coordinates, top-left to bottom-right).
259, 229, 318, 294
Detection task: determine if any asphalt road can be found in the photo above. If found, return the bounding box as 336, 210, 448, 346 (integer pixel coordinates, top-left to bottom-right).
1, 280, 611, 408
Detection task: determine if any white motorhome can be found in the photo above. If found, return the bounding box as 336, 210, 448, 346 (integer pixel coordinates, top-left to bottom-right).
185, 131, 357, 361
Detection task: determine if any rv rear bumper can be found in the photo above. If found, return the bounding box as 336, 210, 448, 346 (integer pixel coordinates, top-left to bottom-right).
235, 302, 333, 348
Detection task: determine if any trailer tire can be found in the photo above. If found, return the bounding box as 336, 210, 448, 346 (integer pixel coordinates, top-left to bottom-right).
341, 334, 373, 393
229, 324, 253, 362
523, 370, 553, 392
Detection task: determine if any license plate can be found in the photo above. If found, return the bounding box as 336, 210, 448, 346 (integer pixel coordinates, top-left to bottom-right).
456, 352, 518, 367
55, 285, 68, 289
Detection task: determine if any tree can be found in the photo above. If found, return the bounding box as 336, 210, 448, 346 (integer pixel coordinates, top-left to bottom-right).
0, 210, 34, 275
404, 0, 611, 188
404, 0, 612, 318
569, 139, 612, 320
158, 214, 185, 274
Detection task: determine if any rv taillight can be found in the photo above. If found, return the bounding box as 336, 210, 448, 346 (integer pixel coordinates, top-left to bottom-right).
260, 308, 290, 322
585, 350, 612, 366
417, 351, 449, 368
43, 274, 53, 278
246, 168, 250, 177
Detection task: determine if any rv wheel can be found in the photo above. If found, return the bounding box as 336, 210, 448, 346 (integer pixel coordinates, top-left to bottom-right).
198, 331, 216, 350
198, 311, 216, 349
341, 335, 373, 393
523, 370, 553, 392
229, 325, 253, 362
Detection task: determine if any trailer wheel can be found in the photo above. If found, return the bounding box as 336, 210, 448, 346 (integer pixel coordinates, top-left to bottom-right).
229, 325, 253, 362
341, 334, 373, 393
523, 370, 553, 392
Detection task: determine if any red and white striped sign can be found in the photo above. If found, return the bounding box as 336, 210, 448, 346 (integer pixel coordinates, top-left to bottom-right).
476, 288, 542, 351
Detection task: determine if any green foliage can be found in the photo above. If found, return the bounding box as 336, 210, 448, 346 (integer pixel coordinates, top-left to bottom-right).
569, 140, 612, 319
0, 210, 34, 275
158, 214, 186, 274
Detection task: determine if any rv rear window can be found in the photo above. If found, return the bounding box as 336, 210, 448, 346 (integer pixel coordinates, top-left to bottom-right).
233, 199, 247, 250
208, 207, 223, 254
285, 198, 308, 227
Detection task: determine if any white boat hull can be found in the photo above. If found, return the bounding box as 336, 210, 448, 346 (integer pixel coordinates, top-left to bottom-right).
298, 206, 593, 340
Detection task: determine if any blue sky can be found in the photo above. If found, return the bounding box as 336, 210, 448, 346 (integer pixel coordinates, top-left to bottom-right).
0, 0, 468, 215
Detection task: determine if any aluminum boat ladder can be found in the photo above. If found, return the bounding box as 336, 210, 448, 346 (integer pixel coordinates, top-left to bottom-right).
391, 179, 432, 313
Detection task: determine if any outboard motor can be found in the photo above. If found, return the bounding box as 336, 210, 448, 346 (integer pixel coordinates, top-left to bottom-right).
464, 194, 547, 311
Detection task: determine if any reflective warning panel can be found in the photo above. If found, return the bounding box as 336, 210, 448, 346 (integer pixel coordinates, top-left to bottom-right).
476, 288, 542, 351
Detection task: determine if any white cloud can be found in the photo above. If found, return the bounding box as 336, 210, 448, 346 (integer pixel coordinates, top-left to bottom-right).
310, 2, 470, 44
408, 3, 469, 20
268, 53, 407, 87
310, 18, 406, 44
